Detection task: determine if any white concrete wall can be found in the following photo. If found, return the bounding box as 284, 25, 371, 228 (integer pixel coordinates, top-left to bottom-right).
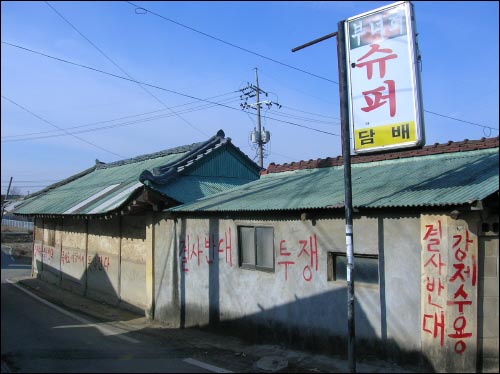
86, 218, 120, 305
31, 214, 154, 315
32, 217, 44, 275
39, 218, 62, 286
154, 214, 422, 355
478, 213, 499, 373
60, 217, 87, 294
120, 213, 152, 312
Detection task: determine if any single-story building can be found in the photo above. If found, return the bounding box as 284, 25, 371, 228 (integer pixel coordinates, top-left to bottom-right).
13, 130, 261, 316
152, 136, 499, 372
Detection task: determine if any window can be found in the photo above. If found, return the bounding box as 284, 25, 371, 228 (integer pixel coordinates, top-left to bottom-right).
327, 252, 379, 284
238, 226, 274, 271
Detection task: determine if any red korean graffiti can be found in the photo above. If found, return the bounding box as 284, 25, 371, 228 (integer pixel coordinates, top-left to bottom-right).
180, 228, 233, 273
42, 246, 55, 262
421, 219, 446, 347
61, 249, 86, 266
278, 234, 318, 282
33, 242, 43, 258
446, 229, 476, 355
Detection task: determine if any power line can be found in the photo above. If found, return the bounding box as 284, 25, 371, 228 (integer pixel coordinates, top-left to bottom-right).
45, 1, 209, 137
1, 180, 58, 183
1, 185, 49, 188
2, 41, 339, 137
1, 95, 127, 158
125, 1, 339, 84
269, 110, 339, 126
5, 41, 494, 137
259, 69, 337, 105
2, 95, 241, 141
280, 105, 339, 120
424, 110, 498, 132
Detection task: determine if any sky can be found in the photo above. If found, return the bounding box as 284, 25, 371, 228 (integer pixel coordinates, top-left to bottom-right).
1, 1, 499, 196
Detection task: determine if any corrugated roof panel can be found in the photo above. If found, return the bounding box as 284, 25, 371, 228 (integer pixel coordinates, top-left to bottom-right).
170, 148, 499, 212
182, 147, 260, 180
63, 184, 121, 214
87, 182, 143, 214
157, 177, 260, 204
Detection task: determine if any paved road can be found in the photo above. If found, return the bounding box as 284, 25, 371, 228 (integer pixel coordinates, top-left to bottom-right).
1, 248, 223, 373
1, 245, 32, 274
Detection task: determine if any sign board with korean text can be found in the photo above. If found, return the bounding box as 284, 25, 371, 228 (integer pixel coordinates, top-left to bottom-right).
345, 1, 425, 153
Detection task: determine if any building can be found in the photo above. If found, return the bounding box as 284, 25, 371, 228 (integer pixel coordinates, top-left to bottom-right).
152, 137, 499, 372
13, 130, 260, 316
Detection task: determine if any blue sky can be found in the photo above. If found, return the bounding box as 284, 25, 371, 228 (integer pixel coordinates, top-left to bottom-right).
1, 1, 499, 195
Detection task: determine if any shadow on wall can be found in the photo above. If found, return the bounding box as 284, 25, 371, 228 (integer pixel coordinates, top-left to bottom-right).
34, 255, 142, 318
196, 287, 434, 371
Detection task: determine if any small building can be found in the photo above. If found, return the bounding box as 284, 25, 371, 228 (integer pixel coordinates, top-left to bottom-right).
152, 137, 499, 372
14, 130, 260, 316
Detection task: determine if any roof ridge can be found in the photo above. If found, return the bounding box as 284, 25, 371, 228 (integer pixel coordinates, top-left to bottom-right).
98, 142, 204, 169
262, 136, 499, 175
140, 130, 227, 184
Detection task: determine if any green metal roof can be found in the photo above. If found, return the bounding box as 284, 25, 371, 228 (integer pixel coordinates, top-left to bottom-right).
14, 130, 260, 216
170, 147, 499, 212
14, 145, 195, 215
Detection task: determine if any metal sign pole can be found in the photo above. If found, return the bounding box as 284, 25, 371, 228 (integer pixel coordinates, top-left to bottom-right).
337, 20, 356, 374
291, 21, 356, 374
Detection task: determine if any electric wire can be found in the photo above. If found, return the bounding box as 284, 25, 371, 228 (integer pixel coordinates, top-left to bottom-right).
45, 1, 209, 137
1, 180, 59, 183
279, 105, 339, 120
423, 110, 498, 132
2, 95, 241, 141
1, 95, 127, 158
259, 70, 498, 132
258, 69, 337, 104
265, 110, 339, 125
6, 40, 495, 137
1, 41, 340, 137
125, 1, 339, 85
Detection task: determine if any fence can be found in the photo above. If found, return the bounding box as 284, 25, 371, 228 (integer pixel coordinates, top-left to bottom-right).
1, 218, 34, 231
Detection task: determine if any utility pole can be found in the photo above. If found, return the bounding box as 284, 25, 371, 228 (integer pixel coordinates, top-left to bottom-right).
292, 27, 356, 373
239, 68, 281, 168
255, 68, 264, 168
1, 176, 13, 223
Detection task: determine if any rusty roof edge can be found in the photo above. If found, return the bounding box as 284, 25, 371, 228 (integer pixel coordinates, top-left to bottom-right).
262, 136, 500, 175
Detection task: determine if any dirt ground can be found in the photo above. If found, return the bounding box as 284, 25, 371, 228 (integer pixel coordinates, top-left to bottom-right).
1, 226, 33, 258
